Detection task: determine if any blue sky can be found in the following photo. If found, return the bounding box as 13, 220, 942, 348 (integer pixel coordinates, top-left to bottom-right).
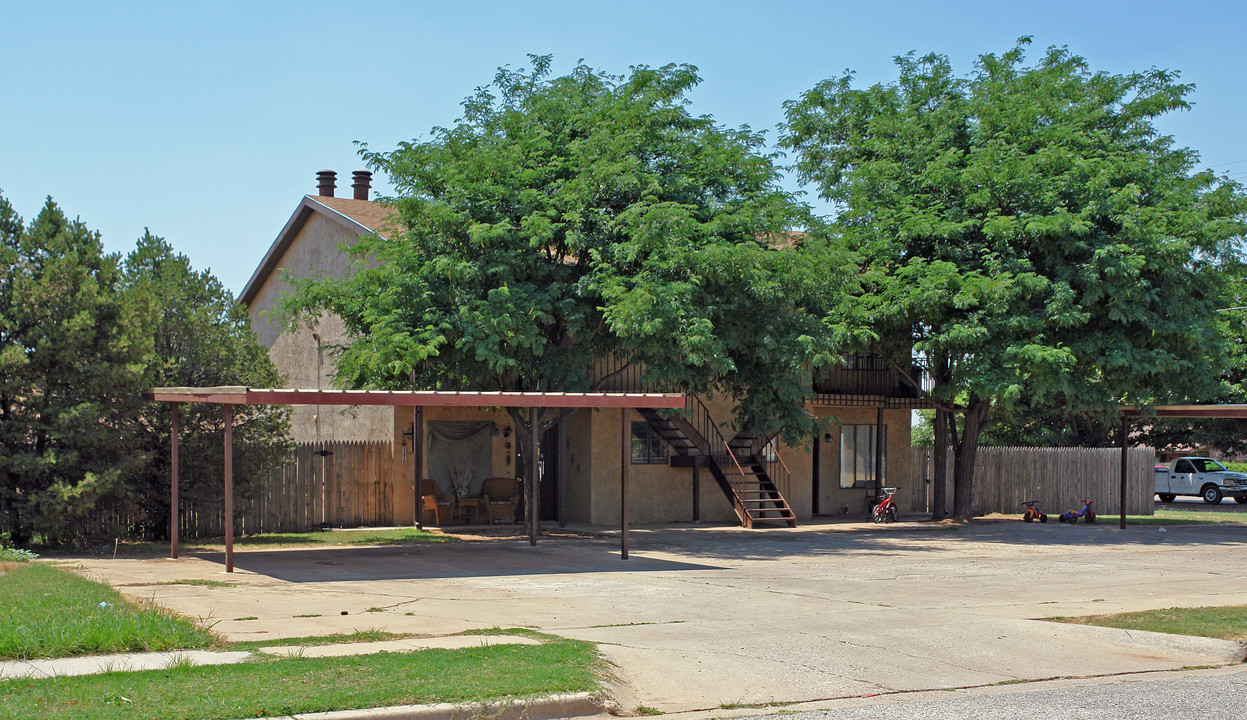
3, 0, 1245, 294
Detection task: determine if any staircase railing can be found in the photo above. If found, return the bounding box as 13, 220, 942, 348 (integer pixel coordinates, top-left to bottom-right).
757, 435, 792, 500
592, 353, 655, 393
682, 395, 733, 464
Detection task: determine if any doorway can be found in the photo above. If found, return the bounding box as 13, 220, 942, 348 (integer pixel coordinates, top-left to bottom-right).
516, 423, 561, 522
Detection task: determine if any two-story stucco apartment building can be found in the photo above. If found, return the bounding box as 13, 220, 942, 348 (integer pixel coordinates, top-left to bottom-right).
242, 171, 926, 529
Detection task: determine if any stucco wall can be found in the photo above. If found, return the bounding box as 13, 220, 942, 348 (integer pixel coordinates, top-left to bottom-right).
811, 407, 913, 516
579, 408, 737, 526
563, 408, 595, 524
248, 212, 363, 348
246, 212, 392, 444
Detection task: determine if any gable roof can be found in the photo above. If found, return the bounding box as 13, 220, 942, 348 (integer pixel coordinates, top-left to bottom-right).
239, 195, 400, 306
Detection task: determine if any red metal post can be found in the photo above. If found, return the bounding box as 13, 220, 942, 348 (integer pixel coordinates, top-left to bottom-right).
621, 408, 629, 560
170, 403, 179, 559
224, 404, 234, 573
413, 407, 423, 529
529, 407, 541, 547
1120, 416, 1128, 530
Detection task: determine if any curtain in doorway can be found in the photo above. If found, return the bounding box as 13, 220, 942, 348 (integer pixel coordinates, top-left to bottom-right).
426, 421, 493, 498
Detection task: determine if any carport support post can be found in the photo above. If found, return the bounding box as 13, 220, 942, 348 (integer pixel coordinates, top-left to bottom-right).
558, 413, 567, 529
170, 403, 179, 559
692, 459, 701, 523
1120, 416, 1128, 530
529, 407, 541, 547
413, 406, 423, 530
224, 403, 234, 573
874, 407, 884, 500
621, 408, 629, 560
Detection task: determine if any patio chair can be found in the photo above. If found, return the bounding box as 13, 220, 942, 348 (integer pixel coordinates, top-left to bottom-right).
420, 494, 441, 527
421, 479, 456, 525
482, 477, 520, 524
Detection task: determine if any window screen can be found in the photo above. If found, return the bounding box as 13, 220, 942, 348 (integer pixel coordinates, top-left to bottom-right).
840, 424, 886, 488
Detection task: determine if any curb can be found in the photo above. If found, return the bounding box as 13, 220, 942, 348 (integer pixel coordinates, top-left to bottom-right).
256, 692, 609, 720
1078, 624, 1247, 664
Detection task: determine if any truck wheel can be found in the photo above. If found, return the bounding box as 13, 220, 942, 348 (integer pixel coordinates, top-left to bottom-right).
1235, 496, 1247, 505
1202, 485, 1223, 505
1157, 494, 1175, 503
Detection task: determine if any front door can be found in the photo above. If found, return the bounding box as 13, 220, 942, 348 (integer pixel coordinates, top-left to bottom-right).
539, 423, 560, 521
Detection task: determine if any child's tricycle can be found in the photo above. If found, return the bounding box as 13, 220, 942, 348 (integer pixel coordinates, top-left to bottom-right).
1020, 500, 1047, 523
1057, 499, 1095, 524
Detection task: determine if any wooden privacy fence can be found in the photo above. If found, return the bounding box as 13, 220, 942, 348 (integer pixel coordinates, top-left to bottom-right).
910, 446, 1156, 517
178, 440, 394, 538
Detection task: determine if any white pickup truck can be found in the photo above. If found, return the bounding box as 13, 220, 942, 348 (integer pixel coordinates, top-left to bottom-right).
1154, 457, 1247, 504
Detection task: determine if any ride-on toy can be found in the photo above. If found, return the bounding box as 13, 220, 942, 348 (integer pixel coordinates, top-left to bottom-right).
872, 487, 899, 523
1020, 500, 1048, 523
1057, 499, 1095, 524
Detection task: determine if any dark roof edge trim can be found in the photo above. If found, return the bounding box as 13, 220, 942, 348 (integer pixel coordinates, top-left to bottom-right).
239, 196, 376, 307
145, 387, 686, 409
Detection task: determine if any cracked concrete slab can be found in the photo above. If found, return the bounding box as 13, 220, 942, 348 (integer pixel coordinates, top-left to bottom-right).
59, 519, 1247, 713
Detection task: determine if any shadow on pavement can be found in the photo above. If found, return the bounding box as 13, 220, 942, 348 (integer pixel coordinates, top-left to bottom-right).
191, 539, 726, 582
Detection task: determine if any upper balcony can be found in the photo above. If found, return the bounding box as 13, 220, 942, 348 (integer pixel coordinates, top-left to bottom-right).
810, 354, 929, 409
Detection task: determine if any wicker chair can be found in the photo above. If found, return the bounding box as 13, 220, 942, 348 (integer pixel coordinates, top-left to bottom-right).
482, 477, 520, 524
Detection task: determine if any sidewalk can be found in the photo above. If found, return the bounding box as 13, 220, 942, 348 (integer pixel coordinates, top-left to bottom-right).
0, 634, 540, 680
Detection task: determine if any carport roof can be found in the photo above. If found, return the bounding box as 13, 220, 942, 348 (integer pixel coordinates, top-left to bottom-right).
144, 386, 685, 409
1121, 405, 1247, 419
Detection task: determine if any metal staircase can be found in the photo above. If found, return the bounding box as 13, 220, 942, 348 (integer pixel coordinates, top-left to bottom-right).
637, 397, 796, 528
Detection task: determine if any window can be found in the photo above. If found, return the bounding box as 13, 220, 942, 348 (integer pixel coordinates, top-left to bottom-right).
840, 424, 886, 488
631, 421, 668, 464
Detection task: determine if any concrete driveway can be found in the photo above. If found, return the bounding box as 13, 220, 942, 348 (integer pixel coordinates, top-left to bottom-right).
62, 519, 1247, 714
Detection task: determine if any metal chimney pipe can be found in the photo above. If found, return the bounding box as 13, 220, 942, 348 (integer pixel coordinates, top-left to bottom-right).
352, 170, 372, 201
316, 170, 337, 197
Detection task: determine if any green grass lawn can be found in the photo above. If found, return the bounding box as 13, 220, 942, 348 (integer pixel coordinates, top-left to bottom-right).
1129, 509, 1247, 525
0, 556, 602, 720
0, 564, 219, 660
1051, 604, 1247, 642
0, 637, 600, 720
228, 527, 459, 547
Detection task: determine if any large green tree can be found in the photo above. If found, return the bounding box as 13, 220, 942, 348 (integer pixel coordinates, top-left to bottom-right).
782, 39, 1246, 518
281, 57, 855, 487
0, 195, 151, 544
123, 232, 290, 541
0, 191, 290, 545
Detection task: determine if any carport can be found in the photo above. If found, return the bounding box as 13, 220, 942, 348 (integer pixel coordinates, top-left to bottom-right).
1119, 404, 1247, 528
144, 387, 684, 571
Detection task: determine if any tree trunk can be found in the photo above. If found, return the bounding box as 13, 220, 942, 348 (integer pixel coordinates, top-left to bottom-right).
951, 397, 991, 520
932, 407, 948, 521
508, 406, 546, 542
929, 355, 950, 521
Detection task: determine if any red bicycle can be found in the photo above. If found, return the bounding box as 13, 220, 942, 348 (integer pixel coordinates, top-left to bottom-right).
872, 487, 899, 523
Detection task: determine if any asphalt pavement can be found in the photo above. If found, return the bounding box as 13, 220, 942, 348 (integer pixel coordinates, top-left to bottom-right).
734, 666, 1247, 720
1156, 495, 1247, 513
